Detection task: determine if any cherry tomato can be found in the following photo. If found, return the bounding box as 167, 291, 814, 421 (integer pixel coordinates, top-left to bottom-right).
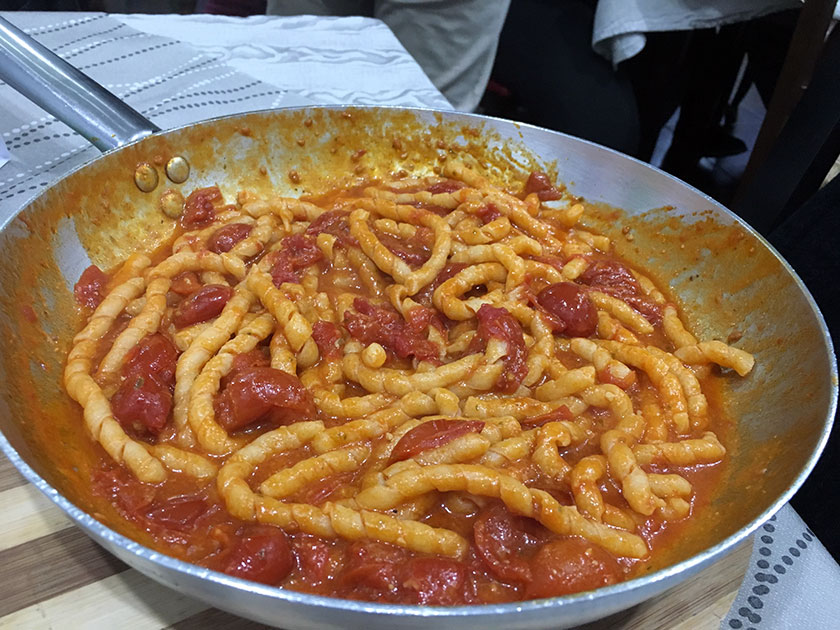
390, 419, 485, 463
172, 284, 233, 328
473, 503, 535, 583
111, 373, 172, 435
74, 264, 108, 309
536, 282, 597, 337
400, 557, 467, 605
214, 367, 315, 431
181, 186, 221, 229
522, 171, 563, 201
123, 333, 177, 386
223, 526, 294, 585
208, 222, 252, 253
524, 538, 621, 599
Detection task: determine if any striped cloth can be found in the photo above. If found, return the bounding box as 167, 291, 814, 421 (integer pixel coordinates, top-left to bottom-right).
0, 11, 449, 223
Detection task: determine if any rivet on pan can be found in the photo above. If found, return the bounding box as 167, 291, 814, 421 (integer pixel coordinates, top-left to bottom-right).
159, 189, 185, 219
134, 162, 159, 193
165, 156, 190, 183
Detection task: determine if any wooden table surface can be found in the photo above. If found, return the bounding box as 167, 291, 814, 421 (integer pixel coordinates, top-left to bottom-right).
0, 454, 749, 629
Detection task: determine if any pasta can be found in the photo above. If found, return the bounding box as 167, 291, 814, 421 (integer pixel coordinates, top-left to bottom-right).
65, 164, 754, 605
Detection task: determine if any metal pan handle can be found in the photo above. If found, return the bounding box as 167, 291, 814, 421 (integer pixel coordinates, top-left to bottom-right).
0, 15, 160, 152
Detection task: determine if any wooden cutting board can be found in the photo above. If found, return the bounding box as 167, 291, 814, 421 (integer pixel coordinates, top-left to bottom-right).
0, 454, 749, 629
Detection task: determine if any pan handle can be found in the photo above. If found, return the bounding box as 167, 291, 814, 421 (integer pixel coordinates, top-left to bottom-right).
0, 16, 160, 153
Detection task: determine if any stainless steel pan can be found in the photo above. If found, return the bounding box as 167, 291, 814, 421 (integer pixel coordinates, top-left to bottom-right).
0, 16, 835, 629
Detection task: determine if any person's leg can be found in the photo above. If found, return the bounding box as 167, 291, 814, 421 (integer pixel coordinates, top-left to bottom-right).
488, 0, 639, 154
374, 0, 510, 112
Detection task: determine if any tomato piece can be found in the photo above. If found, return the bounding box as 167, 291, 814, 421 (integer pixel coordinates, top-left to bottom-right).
473, 503, 536, 583
170, 271, 201, 296
214, 367, 315, 431
296, 471, 356, 505
74, 264, 108, 309
91, 464, 156, 518
425, 179, 465, 194
390, 419, 485, 463
270, 234, 323, 285
181, 186, 221, 229
224, 526, 294, 585
208, 222, 252, 253
311, 320, 342, 359
339, 541, 408, 592
112, 334, 178, 435
520, 404, 573, 427
475, 203, 503, 224
172, 284, 233, 329
375, 227, 432, 267
522, 171, 563, 201
144, 495, 208, 532
536, 282, 597, 337
292, 534, 333, 587
468, 305, 527, 393
305, 210, 358, 247
343, 297, 440, 363
123, 333, 178, 386
111, 373, 172, 435
524, 538, 621, 599
579, 260, 662, 324
400, 557, 467, 605
230, 348, 271, 373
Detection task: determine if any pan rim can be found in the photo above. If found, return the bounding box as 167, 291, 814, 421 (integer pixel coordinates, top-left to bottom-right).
0, 104, 836, 620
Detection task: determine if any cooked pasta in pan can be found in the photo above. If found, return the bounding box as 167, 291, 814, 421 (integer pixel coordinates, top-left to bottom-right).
65, 161, 753, 604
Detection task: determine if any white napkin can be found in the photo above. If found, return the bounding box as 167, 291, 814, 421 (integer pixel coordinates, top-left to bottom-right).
722, 504, 840, 629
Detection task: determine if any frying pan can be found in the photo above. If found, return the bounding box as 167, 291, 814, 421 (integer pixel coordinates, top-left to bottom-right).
0, 16, 836, 630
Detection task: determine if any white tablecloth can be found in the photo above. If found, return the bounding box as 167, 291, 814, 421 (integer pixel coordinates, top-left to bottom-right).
0, 12, 838, 630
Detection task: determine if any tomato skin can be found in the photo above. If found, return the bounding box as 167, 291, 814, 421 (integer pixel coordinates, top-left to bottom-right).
536, 282, 597, 337
208, 222, 252, 253
172, 284, 233, 328
74, 264, 108, 309
223, 527, 294, 585
214, 367, 315, 431
473, 503, 535, 583
181, 186, 221, 229
305, 210, 358, 247
425, 179, 465, 194
375, 226, 432, 266
524, 538, 621, 599
144, 495, 208, 532
400, 557, 467, 605
390, 419, 485, 463
520, 404, 573, 427
579, 260, 662, 324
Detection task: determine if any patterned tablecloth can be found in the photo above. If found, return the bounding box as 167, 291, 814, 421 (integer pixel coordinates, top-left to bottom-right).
1, 11, 838, 630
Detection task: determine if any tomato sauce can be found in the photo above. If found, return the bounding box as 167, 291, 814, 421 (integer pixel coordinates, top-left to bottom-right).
69, 172, 739, 606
